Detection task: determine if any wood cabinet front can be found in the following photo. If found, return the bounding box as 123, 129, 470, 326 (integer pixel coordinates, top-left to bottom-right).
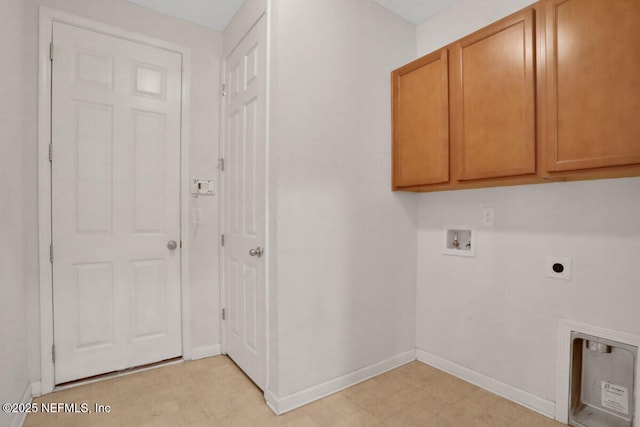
546, 0, 640, 173
450, 9, 537, 181
391, 0, 640, 193
392, 49, 449, 189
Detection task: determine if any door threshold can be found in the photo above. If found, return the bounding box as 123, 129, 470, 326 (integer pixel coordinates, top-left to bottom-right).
54, 357, 183, 392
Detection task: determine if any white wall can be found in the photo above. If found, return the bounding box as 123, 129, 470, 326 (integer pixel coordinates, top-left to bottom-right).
416, 0, 640, 406
21, 0, 223, 387
268, 0, 418, 399
416, 0, 536, 54
0, 0, 30, 425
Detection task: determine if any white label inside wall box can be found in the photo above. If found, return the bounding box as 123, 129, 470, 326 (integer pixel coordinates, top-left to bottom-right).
601, 381, 629, 415
191, 179, 215, 195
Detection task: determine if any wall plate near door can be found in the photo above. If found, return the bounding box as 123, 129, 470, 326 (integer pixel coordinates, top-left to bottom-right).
191, 179, 216, 195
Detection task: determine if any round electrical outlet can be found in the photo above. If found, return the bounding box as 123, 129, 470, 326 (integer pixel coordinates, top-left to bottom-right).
552, 263, 564, 273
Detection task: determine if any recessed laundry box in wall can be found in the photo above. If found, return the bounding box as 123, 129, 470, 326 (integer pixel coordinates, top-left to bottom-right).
570, 332, 637, 427
442, 227, 475, 257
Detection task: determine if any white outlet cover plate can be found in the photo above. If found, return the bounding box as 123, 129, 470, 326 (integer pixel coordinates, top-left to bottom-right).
481, 207, 494, 226
545, 256, 571, 281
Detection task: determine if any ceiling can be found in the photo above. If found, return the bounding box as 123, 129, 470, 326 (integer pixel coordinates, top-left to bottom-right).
127, 0, 245, 31
127, 0, 459, 31
371, 0, 459, 24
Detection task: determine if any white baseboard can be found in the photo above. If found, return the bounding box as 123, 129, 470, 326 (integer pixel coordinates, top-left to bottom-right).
9, 383, 32, 427
30, 382, 42, 398
265, 390, 279, 415
416, 349, 555, 419
267, 349, 416, 415
190, 344, 222, 360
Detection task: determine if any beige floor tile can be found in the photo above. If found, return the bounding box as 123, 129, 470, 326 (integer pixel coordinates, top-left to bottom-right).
284, 414, 323, 427
465, 388, 503, 407
307, 404, 349, 426
23, 413, 58, 427
210, 413, 259, 427
353, 394, 403, 420
404, 389, 450, 414
380, 407, 441, 427
392, 383, 433, 406
85, 413, 121, 427
176, 400, 210, 425
482, 398, 528, 420
374, 371, 414, 392
343, 409, 381, 426
438, 398, 486, 424
515, 410, 565, 426
473, 412, 519, 427
342, 378, 379, 397
138, 413, 187, 427
25, 356, 564, 427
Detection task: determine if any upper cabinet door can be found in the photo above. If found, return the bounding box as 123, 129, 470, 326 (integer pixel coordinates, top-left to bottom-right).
392, 49, 449, 189
451, 9, 536, 181
546, 0, 640, 172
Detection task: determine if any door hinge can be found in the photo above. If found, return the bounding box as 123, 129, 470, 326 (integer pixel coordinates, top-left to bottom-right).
220, 234, 225, 246
180, 241, 183, 249
221, 83, 227, 97
48, 144, 52, 162
49, 244, 53, 263
222, 308, 226, 320
51, 344, 56, 363
49, 43, 53, 61
218, 158, 225, 171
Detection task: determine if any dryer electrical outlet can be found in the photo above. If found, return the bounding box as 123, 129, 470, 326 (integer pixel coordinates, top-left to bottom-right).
545, 256, 571, 281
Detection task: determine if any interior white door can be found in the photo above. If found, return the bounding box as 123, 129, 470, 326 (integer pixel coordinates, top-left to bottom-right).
51, 21, 183, 384
222, 15, 267, 390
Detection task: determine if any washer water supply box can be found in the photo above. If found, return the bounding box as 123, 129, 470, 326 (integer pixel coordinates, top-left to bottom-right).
570, 332, 637, 427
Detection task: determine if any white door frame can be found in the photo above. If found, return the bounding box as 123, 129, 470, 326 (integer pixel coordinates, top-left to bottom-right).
37, 7, 192, 395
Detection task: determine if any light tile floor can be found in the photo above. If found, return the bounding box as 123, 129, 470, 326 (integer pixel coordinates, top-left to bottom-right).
25, 356, 565, 426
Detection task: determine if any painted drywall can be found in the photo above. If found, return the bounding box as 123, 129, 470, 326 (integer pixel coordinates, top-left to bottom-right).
268, 0, 418, 398
128, 0, 244, 31
0, 0, 30, 425
416, 0, 536, 55
21, 0, 222, 387
416, 0, 640, 405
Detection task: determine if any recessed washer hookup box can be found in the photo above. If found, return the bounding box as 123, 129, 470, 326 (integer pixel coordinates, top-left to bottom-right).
570, 332, 637, 427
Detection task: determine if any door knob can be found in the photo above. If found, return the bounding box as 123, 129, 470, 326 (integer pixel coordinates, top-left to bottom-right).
167, 240, 178, 250
249, 247, 263, 257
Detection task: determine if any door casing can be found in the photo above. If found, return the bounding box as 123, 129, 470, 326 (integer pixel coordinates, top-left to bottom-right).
37, 7, 192, 395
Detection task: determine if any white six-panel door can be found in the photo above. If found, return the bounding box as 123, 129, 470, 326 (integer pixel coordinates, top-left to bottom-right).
222, 16, 267, 390
51, 21, 183, 384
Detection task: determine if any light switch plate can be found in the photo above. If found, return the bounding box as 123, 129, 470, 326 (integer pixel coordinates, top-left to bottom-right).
545, 256, 571, 281
481, 207, 494, 226
193, 207, 205, 224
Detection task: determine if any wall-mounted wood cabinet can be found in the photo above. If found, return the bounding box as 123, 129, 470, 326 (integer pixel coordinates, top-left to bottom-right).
545, 0, 640, 175
392, 49, 449, 188
392, 0, 640, 192
451, 9, 536, 182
